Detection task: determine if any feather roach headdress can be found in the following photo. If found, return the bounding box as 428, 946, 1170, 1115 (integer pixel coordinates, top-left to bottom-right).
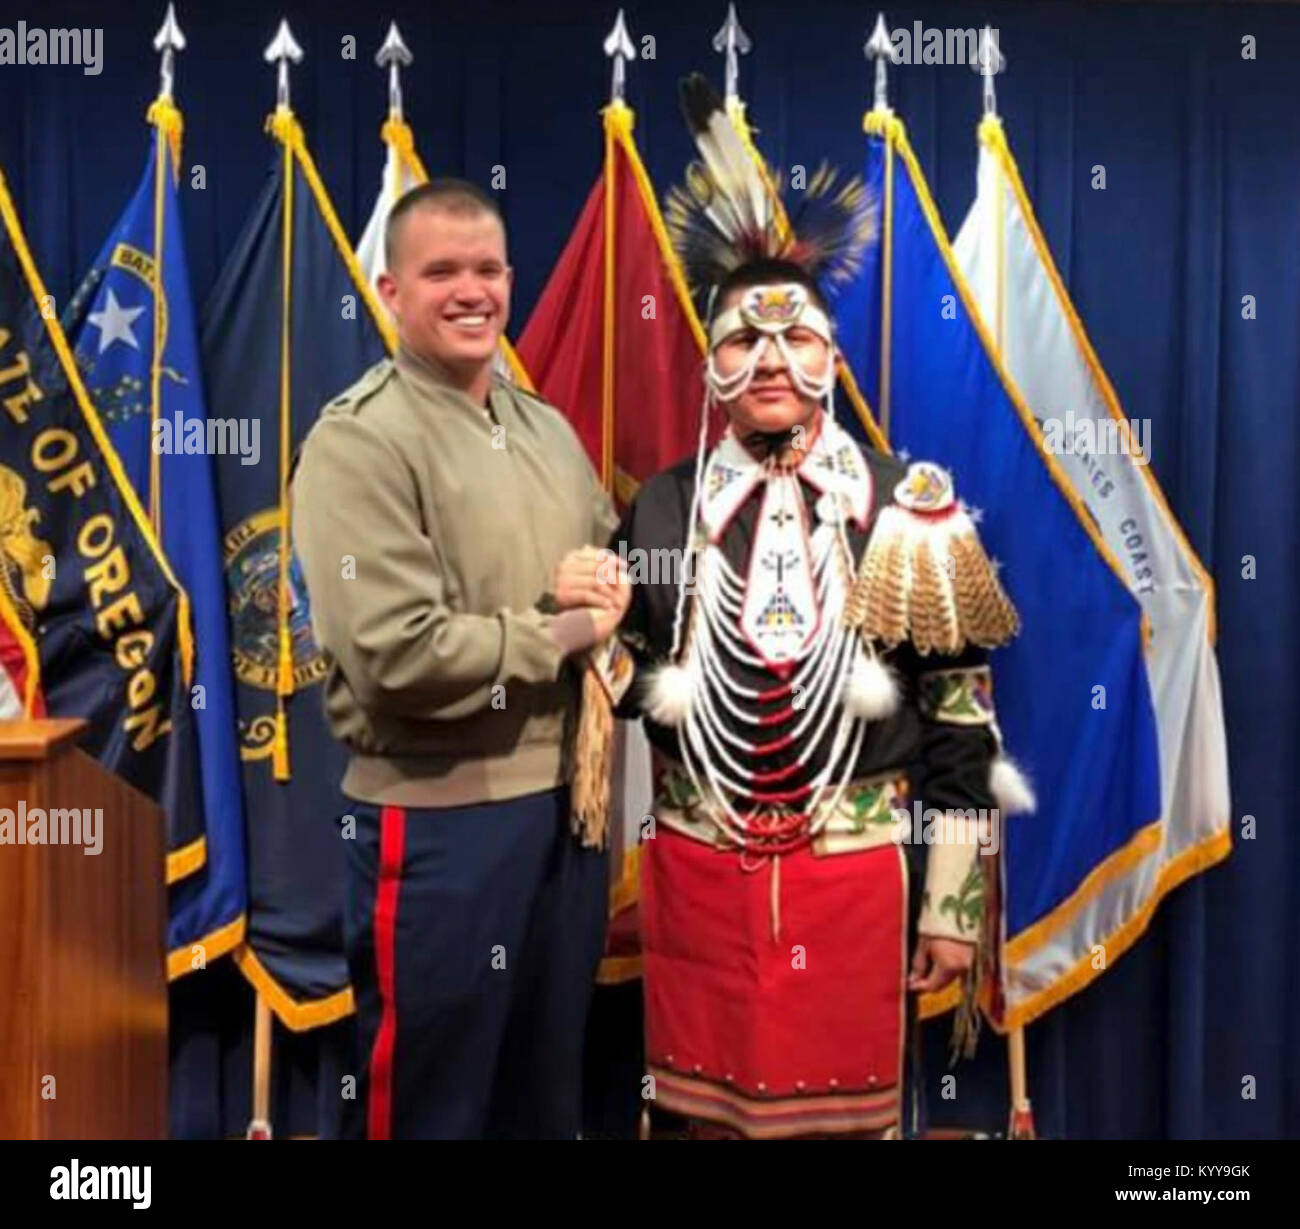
665, 73, 877, 317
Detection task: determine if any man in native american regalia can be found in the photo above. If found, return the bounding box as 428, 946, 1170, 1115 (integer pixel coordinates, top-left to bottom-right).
609, 76, 1033, 1139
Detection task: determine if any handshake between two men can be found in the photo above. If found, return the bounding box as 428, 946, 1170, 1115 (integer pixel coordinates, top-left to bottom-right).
548, 545, 631, 655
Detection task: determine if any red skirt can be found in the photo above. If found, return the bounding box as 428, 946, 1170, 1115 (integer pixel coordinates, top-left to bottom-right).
642, 827, 908, 1138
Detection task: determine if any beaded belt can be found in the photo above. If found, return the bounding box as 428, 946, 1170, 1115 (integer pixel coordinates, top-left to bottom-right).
651, 753, 910, 857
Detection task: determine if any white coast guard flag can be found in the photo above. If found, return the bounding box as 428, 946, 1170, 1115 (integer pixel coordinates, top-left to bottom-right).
355, 121, 424, 298
953, 114, 1231, 1011
356, 118, 521, 385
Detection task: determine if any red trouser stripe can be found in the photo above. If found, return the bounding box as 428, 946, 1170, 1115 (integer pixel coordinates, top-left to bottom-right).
367, 805, 407, 1140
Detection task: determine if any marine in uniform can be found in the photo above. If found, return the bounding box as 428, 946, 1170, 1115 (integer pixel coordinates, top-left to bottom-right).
611, 77, 1032, 1139
292, 179, 628, 1139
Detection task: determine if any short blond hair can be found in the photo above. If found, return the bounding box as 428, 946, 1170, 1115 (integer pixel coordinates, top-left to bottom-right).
385, 179, 504, 267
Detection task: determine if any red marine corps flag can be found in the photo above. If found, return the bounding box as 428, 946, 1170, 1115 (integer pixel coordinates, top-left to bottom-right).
518, 13, 707, 503
517, 14, 708, 1015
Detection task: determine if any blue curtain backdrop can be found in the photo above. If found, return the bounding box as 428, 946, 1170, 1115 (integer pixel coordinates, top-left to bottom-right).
3, 0, 1294, 1139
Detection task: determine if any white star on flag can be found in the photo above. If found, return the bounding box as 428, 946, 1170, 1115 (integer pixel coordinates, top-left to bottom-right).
87, 287, 145, 354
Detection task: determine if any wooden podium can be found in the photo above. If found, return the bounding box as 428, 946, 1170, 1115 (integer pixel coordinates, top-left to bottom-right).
0, 719, 167, 1139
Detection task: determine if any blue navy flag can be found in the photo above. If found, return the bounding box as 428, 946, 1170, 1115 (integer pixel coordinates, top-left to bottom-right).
833, 113, 1162, 1030
64, 103, 248, 975
0, 159, 204, 880
202, 109, 390, 1029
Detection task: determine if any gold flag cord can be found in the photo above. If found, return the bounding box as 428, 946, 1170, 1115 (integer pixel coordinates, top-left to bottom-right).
879, 131, 894, 443
600, 106, 619, 493
147, 103, 170, 534
272, 108, 295, 781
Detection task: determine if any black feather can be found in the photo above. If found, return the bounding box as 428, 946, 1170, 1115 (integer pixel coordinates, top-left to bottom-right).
679, 73, 721, 137
785, 164, 879, 291
666, 76, 876, 309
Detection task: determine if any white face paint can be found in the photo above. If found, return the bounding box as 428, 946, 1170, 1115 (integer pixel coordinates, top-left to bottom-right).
706, 282, 836, 404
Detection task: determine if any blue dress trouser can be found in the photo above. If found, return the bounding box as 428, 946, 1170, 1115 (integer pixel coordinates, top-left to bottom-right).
339, 786, 609, 1139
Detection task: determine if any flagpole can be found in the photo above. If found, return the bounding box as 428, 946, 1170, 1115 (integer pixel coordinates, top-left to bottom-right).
241, 17, 305, 1142
968, 27, 1036, 1139
264, 17, 303, 790
977, 29, 1008, 355
148, 5, 185, 536
602, 116, 616, 493
245, 997, 274, 1140
865, 15, 896, 444
965, 29, 1036, 1139
376, 22, 416, 201
600, 11, 635, 494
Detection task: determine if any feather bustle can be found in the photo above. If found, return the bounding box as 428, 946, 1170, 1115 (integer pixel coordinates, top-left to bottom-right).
950, 531, 1019, 647
912, 537, 951, 655
878, 527, 910, 646
848, 509, 1019, 654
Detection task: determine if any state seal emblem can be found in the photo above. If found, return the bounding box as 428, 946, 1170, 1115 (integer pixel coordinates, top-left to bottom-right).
0, 465, 53, 629
223, 507, 326, 692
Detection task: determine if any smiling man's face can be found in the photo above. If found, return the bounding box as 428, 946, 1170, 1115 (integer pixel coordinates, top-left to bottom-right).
712, 284, 831, 438
378, 205, 512, 374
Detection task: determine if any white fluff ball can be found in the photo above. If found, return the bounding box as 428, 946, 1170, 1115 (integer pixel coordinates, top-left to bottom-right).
647, 663, 694, 727
844, 654, 899, 720
990, 756, 1037, 815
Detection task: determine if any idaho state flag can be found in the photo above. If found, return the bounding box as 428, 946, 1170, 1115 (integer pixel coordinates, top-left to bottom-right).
517, 98, 709, 985
64, 99, 247, 976
203, 107, 391, 1029
834, 110, 1162, 1030
0, 160, 203, 878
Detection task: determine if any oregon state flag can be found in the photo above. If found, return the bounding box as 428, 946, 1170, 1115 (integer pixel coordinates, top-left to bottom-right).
517, 98, 708, 981
202, 107, 390, 1029
833, 110, 1162, 1030
0, 162, 203, 878
64, 100, 247, 975
951, 114, 1231, 1018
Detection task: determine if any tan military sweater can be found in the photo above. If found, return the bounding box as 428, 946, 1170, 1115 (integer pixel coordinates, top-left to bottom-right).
292, 346, 617, 808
